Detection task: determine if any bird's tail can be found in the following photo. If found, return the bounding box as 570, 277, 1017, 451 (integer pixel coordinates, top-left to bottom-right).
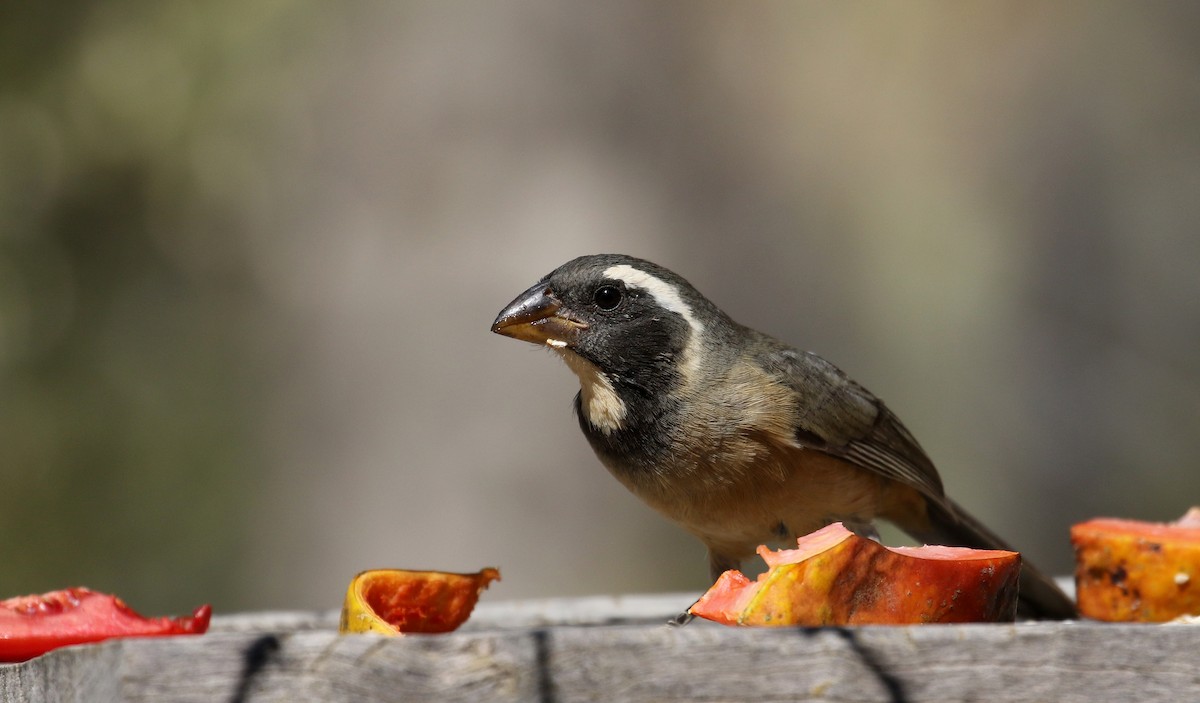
905, 495, 1077, 620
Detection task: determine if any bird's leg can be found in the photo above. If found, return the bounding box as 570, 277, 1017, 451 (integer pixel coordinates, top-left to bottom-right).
667, 608, 696, 627
842, 520, 881, 542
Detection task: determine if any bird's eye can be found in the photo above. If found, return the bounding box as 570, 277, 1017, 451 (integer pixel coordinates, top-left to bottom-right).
593, 285, 623, 311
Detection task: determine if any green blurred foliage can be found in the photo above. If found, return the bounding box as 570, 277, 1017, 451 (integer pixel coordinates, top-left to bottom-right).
0, 1, 329, 612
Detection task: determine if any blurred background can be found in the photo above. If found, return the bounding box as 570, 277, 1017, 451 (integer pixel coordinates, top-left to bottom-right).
3, 1, 1200, 614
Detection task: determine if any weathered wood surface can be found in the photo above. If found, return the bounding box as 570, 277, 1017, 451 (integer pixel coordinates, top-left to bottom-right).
3, 593, 1199, 703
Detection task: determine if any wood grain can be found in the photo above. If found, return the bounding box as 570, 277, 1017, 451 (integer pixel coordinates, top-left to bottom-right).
2, 594, 1198, 702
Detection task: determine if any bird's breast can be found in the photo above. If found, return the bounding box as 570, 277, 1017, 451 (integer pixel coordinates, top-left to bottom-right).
593, 422, 894, 564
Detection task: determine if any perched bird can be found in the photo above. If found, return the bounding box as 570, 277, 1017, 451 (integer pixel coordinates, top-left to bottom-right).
491, 254, 1075, 619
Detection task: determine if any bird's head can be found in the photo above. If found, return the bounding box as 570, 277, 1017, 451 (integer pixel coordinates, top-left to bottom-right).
491, 254, 729, 435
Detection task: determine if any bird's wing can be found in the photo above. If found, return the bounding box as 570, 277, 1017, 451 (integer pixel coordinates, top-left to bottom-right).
758, 344, 945, 502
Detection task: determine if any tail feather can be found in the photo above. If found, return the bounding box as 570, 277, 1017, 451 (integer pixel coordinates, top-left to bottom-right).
905, 496, 1076, 620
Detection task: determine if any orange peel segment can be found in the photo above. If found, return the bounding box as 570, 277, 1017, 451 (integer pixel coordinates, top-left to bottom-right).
339, 568, 500, 635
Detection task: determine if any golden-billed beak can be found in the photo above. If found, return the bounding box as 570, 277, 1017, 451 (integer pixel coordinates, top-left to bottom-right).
491, 281, 588, 349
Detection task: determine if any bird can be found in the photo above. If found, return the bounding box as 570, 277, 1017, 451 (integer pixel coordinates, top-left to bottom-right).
491, 253, 1076, 619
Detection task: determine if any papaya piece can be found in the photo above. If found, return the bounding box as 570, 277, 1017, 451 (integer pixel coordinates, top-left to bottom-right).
339, 568, 499, 635
691, 523, 1020, 626
1071, 508, 1200, 622
0, 588, 210, 662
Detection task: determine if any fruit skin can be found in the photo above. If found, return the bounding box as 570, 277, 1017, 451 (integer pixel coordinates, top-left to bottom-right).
691, 523, 1020, 626
1072, 509, 1200, 622
0, 587, 211, 662
339, 568, 500, 635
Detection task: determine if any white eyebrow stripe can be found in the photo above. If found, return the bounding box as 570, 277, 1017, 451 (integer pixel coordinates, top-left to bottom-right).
603, 264, 704, 335
603, 263, 704, 378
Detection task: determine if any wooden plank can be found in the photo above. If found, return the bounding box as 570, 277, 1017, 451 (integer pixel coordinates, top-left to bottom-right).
546, 622, 1200, 702
2, 595, 1199, 702
0, 642, 122, 703
118, 630, 539, 703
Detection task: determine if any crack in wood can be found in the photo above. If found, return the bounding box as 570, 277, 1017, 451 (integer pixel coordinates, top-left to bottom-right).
350, 638, 391, 668
829, 628, 908, 703
532, 629, 558, 703
229, 634, 281, 703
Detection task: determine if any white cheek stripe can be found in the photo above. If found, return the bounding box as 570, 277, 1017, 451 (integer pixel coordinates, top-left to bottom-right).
603, 264, 704, 376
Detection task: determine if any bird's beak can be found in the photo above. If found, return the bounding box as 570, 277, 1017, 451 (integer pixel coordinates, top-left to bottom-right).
491, 281, 588, 348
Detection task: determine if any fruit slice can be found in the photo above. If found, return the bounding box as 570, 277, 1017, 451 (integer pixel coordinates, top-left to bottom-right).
1071, 507, 1200, 622
691, 523, 1020, 626
0, 588, 211, 662
339, 568, 500, 635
